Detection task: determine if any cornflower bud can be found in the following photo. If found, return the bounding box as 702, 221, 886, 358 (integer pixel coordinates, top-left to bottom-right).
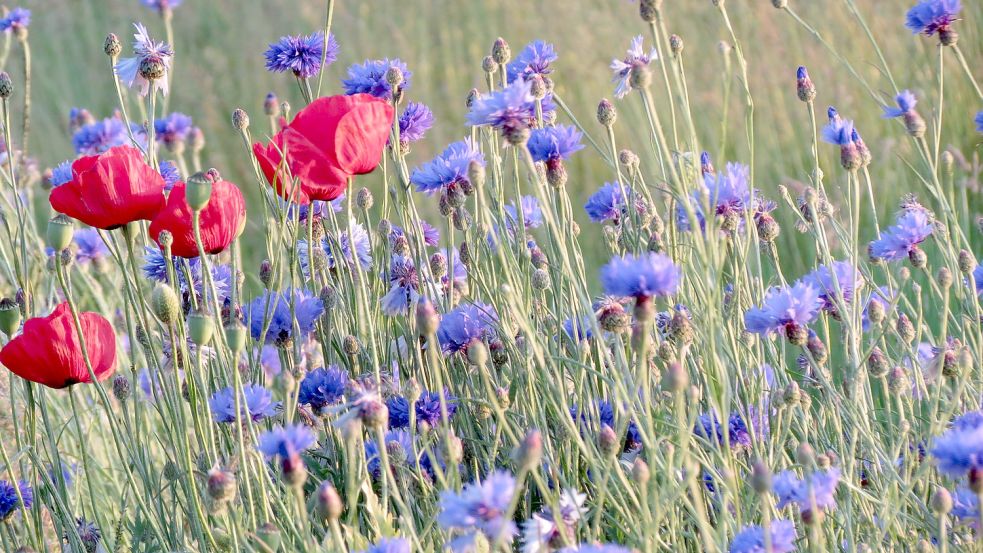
514, 429, 543, 471
597, 98, 617, 127
897, 313, 916, 344
232, 108, 249, 131
491, 37, 511, 65
112, 374, 131, 401
0, 72, 13, 98
315, 481, 343, 522
104, 33, 122, 58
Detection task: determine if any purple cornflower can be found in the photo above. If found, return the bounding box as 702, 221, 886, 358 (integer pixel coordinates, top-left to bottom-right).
905, 0, 961, 37
71, 229, 110, 266
140, 0, 182, 12
883, 90, 918, 118
438, 470, 518, 551
868, 208, 933, 262
359, 537, 411, 553
0, 7, 30, 33
862, 286, 895, 331
387, 388, 458, 429
504, 196, 544, 231
744, 282, 823, 342
208, 384, 280, 423
527, 124, 584, 164
141, 248, 231, 302
51, 160, 73, 187
397, 102, 434, 143
506, 40, 558, 82
298, 365, 348, 414
610, 35, 657, 98
437, 302, 498, 355
264, 31, 337, 79
952, 487, 980, 528
678, 162, 757, 232
973, 262, 983, 295
584, 182, 640, 224
0, 479, 32, 520
114, 23, 174, 97
695, 411, 755, 452
728, 520, 797, 553
75, 518, 102, 552
389, 220, 440, 247
342, 58, 411, 100
153, 112, 193, 146
600, 252, 681, 299
801, 260, 863, 309
466, 78, 538, 134
159, 160, 181, 191
772, 468, 841, 514
72, 116, 135, 155
411, 139, 485, 195
930, 410, 983, 477
257, 423, 316, 460
380, 255, 422, 316
247, 289, 324, 345
331, 222, 373, 270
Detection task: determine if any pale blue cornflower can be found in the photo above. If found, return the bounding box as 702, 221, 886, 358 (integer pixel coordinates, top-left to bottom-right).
520, 488, 587, 553
438, 470, 518, 551
50, 160, 73, 187
437, 302, 498, 354
610, 35, 657, 98
140, 0, 182, 12
411, 139, 485, 195
882, 90, 918, 118
801, 260, 864, 308
0, 7, 30, 33
141, 248, 231, 301
390, 220, 440, 247
952, 487, 980, 529
297, 365, 349, 412
114, 23, 174, 97
584, 182, 641, 224
772, 468, 841, 514
159, 160, 181, 191
930, 410, 983, 477
744, 282, 823, 340
728, 520, 797, 553
380, 255, 422, 316
506, 40, 557, 82
973, 262, 983, 295
358, 537, 411, 553
862, 286, 895, 331
527, 124, 584, 164
153, 112, 193, 146
257, 424, 316, 460
600, 252, 681, 299
466, 78, 538, 133
363, 429, 443, 479
208, 384, 280, 423
905, 0, 961, 37
72, 116, 139, 155
821, 106, 855, 146
868, 208, 933, 262
247, 289, 325, 345
343, 58, 411, 100
677, 162, 760, 232
70, 229, 110, 267
265, 31, 336, 79
440, 247, 467, 293
504, 196, 544, 231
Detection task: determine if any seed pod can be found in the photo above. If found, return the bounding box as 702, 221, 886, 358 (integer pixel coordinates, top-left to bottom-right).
186, 171, 214, 211
0, 298, 21, 336
47, 214, 74, 252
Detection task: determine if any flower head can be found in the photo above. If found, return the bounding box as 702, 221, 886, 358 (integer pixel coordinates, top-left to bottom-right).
247, 289, 324, 345
862, 286, 895, 331
527, 125, 584, 163
506, 40, 557, 82
141, 0, 182, 12
69, 229, 110, 266
438, 470, 518, 550
437, 302, 498, 354
821, 113, 856, 146
149, 177, 247, 258
610, 35, 657, 98
744, 282, 823, 337
600, 253, 681, 299
142, 248, 230, 303
584, 182, 642, 224
869, 208, 933, 261
343, 58, 412, 100
931, 410, 983, 477
728, 520, 797, 553
257, 423, 316, 460
906, 0, 961, 36
0, 8, 30, 33
380, 255, 422, 316
72, 116, 142, 155
154, 112, 193, 146
504, 196, 544, 232
159, 160, 181, 190
772, 468, 840, 514
298, 365, 349, 412
397, 102, 434, 143
678, 162, 758, 232
388, 388, 457, 429
411, 139, 485, 194
801, 260, 863, 308
359, 537, 411, 553
0, 480, 32, 520
265, 31, 336, 79
466, 78, 538, 133
883, 90, 918, 118
114, 23, 174, 97
209, 384, 280, 423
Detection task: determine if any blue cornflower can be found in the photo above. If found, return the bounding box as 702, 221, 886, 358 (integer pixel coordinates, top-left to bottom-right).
114, 23, 174, 97
930, 409, 983, 477
50, 160, 73, 187
821, 107, 855, 146
364, 429, 442, 479
728, 520, 797, 553
72, 116, 134, 155
801, 260, 863, 308
380, 255, 422, 316
678, 162, 757, 232
862, 286, 895, 331
906, 0, 961, 36
209, 384, 280, 423
868, 208, 933, 262
772, 468, 841, 514
438, 470, 518, 551
389, 220, 440, 247
48, 462, 77, 490
952, 487, 980, 528
700, 151, 715, 176
388, 389, 458, 429
695, 411, 756, 452
600, 252, 681, 299
883, 90, 919, 118
440, 247, 467, 293
247, 289, 325, 345
358, 537, 411, 553
397, 102, 434, 144
0, 479, 32, 520
72, 228, 110, 266
558, 546, 631, 553
257, 424, 316, 460
570, 400, 642, 452
437, 302, 498, 354
506, 40, 558, 82
154, 112, 193, 146
342, 58, 411, 100
298, 222, 373, 277
0, 8, 30, 33
973, 262, 983, 295
584, 182, 640, 224
142, 248, 230, 302
159, 160, 181, 190
527, 124, 584, 163
411, 139, 485, 195
744, 282, 823, 340
298, 366, 349, 412
976, 111, 983, 133
562, 316, 594, 342
265, 31, 337, 79
610, 35, 657, 98
504, 196, 544, 231
466, 78, 538, 132
140, 0, 182, 11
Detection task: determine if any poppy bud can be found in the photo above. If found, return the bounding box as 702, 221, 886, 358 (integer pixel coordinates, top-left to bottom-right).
188, 312, 214, 346
0, 72, 13, 99
104, 33, 122, 58
151, 284, 180, 324
231, 108, 249, 131
0, 298, 21, 336
185, 171, 213, 211
597, 98, 616, 126
47, 214, 74, 252
315, 481, 343, 522
224, 322, 247, 354
491, 37, 510, 65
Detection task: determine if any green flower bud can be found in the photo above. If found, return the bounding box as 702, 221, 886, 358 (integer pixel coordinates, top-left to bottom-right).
47, 214, 74, 252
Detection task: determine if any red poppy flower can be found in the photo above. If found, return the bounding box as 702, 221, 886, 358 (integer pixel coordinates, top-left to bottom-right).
149, 178, 247, 258
49, 145, 166, 230
253, 93, 394, 204
0, 303, 117, 389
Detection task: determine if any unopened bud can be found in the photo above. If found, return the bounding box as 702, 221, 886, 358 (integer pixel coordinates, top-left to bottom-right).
104, 33, 122, 58
315, 481, 343, 522
491, 37, 511, 65
112, 374, 131, 401
188, 312, 214, 346
151, 284, 180, 324
232, 108, 249, 131
597, 98, 617, 127
514, 429, 543, 470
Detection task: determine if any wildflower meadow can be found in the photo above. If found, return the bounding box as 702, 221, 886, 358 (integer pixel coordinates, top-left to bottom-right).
0, 0, 982, 551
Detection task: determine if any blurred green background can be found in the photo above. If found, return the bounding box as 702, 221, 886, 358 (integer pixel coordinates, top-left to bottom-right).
14, 0, 983, 274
